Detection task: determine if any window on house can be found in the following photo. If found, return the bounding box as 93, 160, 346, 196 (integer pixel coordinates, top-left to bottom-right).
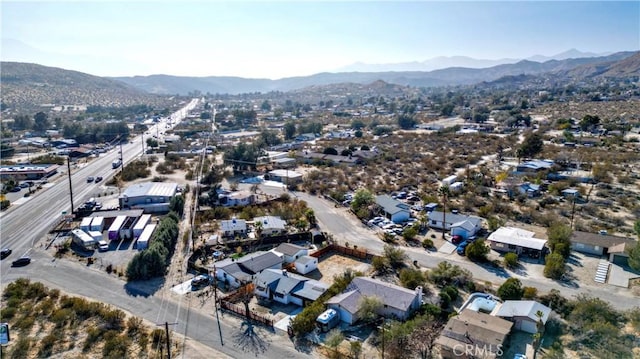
431, 220, 437, 225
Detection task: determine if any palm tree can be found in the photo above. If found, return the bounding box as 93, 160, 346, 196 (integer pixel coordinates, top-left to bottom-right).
254, 220, 264, 250
438, 185, 450, 240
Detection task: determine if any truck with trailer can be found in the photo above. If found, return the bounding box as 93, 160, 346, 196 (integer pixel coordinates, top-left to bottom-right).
108, 215, 127, 241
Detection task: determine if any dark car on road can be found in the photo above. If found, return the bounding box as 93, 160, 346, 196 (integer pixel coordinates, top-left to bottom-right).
87, 176, 95, 183
12, 257, 31, 267
95, 176, 103, 183
1, 249, 12, 259
456, 240, 472, 256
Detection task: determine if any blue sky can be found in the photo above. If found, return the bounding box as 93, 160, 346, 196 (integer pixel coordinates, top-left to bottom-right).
2, 1, 639, 79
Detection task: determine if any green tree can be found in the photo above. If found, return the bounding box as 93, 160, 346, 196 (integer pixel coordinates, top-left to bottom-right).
547, 222, 572, 258
634, 220, 640, 238
350, 188, 374, 213
260, 100, 271, 111
497, 278, 524, 300
283, 121, 296, 140
466, 239, 489, 261
438, 185, 450, 239
579, 114, 600, 131
397, 114, 417, 129
544, 252, 566, 279
517, 132, 544, 160
351, 119, 365, 130
146, 138, 159, 148
504, 252, 519, 269
357, 296, 383, 324
627, 244, 640, 271
402, 226, 418, 241
169, 195, 185, 217
33, 112, 49, 132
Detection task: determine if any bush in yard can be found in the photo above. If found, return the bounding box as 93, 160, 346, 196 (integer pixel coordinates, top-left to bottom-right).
523, 286, 538, 299
504, 252, 518, 268
399, 268, 426, 289
422, 238, 434, 249
497, 278, 524, 300
465, 239, 489, 261
544, 252, 566, 279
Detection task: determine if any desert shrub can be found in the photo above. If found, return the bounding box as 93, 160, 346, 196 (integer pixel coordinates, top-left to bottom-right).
523, 286, 538, 299
422, 238, 434, 249
38, 332, 60, 358
102, 331, 131, 359
50, 308, 75, 328
9, 337, 32, 359
126, 317, 144, 336
13, 315, 35, 332
399, 268, 426, 289
442, 285, 459, 301
1, 307, 16, 320
427, 261, 473, 288
503, 252, 518, 268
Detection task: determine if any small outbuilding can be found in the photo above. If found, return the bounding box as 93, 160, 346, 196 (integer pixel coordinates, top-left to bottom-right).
294, 255, 318, 274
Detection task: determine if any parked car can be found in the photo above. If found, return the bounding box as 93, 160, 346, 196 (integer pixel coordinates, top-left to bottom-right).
191, 275, 212, 290
19, 182, 30, 188
97, 240, 109, 252
451, 235, 464, 245
9, 186, 21, 192
456, 240, 472, 255
0, 248, 12, 259
12, 256, 31, 267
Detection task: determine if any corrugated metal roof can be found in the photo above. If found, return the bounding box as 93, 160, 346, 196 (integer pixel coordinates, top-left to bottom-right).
121, 182, 178, 198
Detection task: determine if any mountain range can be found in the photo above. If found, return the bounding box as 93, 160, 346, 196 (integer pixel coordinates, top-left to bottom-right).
335, 49, 611, 73
112, 51, 638, 95
1, 51, 639, 108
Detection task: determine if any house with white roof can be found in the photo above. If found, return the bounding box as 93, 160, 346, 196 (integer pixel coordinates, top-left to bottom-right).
486, 227, 547, 257
491, 300, 552, 334
326, 277, 422, 325
220, 217, 247, 238
118, 182, 178, 213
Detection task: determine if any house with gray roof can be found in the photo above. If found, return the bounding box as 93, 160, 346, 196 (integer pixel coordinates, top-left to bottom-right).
253, 269, 328, 306
570, 230, 638, 258
272, 243, 308, 264
428, 211, 483, 239
254, 216, 287, 236
118, 182, 178, 213
436, 309, 513, 359
326, 277, 423, 325
375, 195, 411, 223
214, 251, 282, 288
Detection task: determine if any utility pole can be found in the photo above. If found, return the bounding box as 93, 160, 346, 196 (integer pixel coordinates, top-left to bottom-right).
141, 133, 145, 157
156, 322, 178, 359
66, 157, 74, 214
213, 267, 224, 346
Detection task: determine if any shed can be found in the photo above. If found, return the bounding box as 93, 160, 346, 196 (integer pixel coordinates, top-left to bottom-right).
294, 255, 318, 275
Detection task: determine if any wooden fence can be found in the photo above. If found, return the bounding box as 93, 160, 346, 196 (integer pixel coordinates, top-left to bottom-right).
219, 300, 274, 328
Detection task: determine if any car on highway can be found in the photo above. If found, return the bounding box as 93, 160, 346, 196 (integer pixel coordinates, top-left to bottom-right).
1, 248, 12, 259
95, 176, 103, 183
12, 256, 31, 267
87, 176, 95, 183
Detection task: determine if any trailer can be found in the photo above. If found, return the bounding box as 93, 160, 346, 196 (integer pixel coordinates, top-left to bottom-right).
119, 216, 137, 240
132, 214, 151, 239
90, 216, 104, 232
316, 308, 340, 333
79, 217, 92, 232
108, 215, 127, 241
136, 223, 156, 250
71, 228, 98, 250
88, 230, 103, 242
